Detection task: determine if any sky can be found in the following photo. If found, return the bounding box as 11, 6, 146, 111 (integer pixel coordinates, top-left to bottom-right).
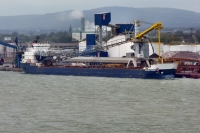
0, 0, 200, 16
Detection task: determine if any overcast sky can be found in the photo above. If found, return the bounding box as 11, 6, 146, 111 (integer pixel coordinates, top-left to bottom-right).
1, 0, 200, 16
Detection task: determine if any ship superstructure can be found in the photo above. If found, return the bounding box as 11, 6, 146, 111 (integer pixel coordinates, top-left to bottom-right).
22, 43, 50, 63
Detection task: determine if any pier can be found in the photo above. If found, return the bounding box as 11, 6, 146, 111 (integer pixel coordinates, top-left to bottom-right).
0, 57, 23, 72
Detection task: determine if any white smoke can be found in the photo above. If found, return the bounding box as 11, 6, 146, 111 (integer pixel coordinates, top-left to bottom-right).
69, 9, 84, 20
85, 20, 95, 29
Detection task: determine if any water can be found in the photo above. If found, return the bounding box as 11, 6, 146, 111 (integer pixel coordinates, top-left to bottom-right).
0, 71, 199, 133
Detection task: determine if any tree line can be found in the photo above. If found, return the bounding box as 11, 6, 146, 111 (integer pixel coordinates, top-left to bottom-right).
150, 30, 200, 44
0, 31, 74, 43
0, 30, 200, 44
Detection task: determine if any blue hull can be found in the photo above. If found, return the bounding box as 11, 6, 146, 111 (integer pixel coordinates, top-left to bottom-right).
20, 63, 176, 79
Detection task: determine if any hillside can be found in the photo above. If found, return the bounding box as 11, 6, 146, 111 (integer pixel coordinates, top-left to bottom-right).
0, 6, 200, 31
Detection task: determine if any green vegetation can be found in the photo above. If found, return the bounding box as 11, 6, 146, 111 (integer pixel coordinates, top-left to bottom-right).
150, 30, 200, 44
149, 32, 182, 44
0, 29, 200, 45
0, 31, 75, 43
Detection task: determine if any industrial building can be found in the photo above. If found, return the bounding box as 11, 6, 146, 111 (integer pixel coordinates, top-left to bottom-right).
0, 42, 78, 58
72, 17, 95, 41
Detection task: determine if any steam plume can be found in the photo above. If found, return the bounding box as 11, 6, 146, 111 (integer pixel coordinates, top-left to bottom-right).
69, 9, 84, 20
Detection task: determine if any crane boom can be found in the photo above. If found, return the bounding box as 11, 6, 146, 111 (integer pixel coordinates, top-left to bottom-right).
0, 41, 18, 49
135, 22, 163, 39
135, 22, 164, 63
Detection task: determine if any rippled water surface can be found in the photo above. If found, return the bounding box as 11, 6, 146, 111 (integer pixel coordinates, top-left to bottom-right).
0, 71, 200, 133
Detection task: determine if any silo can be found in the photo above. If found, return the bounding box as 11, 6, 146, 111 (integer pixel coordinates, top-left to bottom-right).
6, 43, 16, 57
196, 45, 200, 54
150, 43, 164, 56
106, 35, 134, 57
162, 45, 170, 53
0, 45, 5, 58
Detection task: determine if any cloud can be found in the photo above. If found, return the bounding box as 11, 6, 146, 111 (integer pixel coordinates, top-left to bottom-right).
69, 9, 84, 20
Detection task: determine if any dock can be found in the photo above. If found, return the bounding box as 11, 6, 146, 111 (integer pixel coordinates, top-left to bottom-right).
0, 67, 23, 72
0, 61, 23, 72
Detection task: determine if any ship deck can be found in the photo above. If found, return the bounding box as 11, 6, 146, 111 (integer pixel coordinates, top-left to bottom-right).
66, 57, 148, 63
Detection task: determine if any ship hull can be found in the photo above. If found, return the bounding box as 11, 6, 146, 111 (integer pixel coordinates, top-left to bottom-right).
20, 63, 177, 79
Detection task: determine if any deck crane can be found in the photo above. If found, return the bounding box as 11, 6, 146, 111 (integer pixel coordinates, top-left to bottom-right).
134, 21, 164, 62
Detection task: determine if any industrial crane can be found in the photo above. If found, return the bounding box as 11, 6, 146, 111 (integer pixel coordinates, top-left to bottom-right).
0, 40, 22, 68
135, 22, 163, 39
134, 22, 164, 62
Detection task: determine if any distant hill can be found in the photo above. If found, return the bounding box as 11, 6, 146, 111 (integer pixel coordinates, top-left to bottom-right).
0, 6, 200, 31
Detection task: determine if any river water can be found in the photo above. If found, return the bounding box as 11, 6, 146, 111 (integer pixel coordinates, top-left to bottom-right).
0, 71, 199, 133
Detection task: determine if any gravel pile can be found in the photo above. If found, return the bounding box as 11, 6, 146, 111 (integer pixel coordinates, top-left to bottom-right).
163, 51, 200, 60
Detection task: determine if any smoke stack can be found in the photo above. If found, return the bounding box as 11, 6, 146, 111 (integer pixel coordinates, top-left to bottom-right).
81, 17, 85, 32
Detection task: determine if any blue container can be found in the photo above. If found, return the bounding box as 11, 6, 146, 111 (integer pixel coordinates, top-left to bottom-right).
95, 12, 111, 26
86, 34, 96, 46
116, 24, 135, 34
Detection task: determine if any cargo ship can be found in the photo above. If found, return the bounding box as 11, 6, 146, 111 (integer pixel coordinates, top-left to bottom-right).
20, 62, 177, 79
20, 42, 178, 79
20, 12, 178, 79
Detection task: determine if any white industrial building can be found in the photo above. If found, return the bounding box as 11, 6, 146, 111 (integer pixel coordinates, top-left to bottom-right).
105, 35, 134, 57
163, 45, 200, 53
79, 34, 165, 57
79, 34, 200, 58
0, 43, 16, 58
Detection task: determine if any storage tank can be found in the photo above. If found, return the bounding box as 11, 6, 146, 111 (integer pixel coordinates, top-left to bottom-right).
170, 45, 179, 51
106, 35, 134, 57
0, 45, 5, 57
6, 43, 16, 57
149, 43, 164, 56
178, 45, 195, 52
169, 45, 196, 52
163, 45, 170, 53
195, 45, 200, 52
